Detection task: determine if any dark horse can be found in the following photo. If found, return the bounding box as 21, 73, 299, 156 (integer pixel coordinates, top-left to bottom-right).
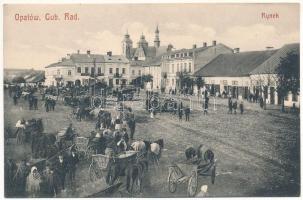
106, 159, 149, 194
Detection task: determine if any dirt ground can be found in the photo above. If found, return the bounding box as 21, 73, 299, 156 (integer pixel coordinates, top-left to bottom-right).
4, 90, 300, 197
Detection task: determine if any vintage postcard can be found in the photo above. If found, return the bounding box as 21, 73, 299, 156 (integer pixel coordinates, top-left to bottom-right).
2, 2, 301, 198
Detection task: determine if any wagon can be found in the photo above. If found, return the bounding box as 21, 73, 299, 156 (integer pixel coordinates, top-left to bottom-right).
73, 136, 90, 159
168, 159, 216, 197
89, 151, 139, 184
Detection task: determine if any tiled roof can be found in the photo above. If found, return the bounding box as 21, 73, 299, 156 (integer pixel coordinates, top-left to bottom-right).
45, 59, 75, 68
70, 53, 105, 63
194, 50, 277, 77
250, 43, 300, 75
103, 55, 129, 63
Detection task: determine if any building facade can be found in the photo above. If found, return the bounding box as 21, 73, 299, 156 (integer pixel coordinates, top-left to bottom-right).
45, 50, 130, 88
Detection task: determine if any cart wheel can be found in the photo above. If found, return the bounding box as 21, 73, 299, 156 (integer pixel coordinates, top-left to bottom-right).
211, 165, 216, 184
187, 171, 198, 197
89, 162, 102, 182
168, 168, 177, 193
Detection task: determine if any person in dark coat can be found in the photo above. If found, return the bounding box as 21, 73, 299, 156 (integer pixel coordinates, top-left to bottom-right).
13, 94, 18, 105
204, 97, 209, 115
67, 150, 79, 188
233, 100, 238, 114
54, 155, 68, 191
185, 106, 190, 121
128, 119, 136, 140
259, 97, 264, 108
45, 99, 49, 112
41, 165, 58, 197
178, 102, 183, 121
239, 101, 244, 114
228, 97, 232, 114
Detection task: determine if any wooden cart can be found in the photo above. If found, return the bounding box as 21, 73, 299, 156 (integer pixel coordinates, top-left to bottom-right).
89, 151, 139, 183
168, 160, 216, 197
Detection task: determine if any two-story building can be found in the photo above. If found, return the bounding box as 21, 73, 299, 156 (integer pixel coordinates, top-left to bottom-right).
45, 50, 130, 88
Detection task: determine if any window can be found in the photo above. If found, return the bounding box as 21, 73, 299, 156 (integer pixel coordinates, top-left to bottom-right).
189, 65, 192, 73
85, 67, 89, 74
223, 80, 228, 85
172, 64, 174, 73
109, 68, 113, 74
122, 68, 126, 74
184, 52, 187, 57
176, 54, 179, 58
132, 70, 135, 75
116, 68, 119, 74
138, 70, 141, 76
91, 67, 95, 75
57, 69, 60, 75
98, 67, 101, 75
115, 79, 119, 85
77, 67, 81, 73
232, 81, 238, 85
68, 70, 71, 76
189, 52, 193, 57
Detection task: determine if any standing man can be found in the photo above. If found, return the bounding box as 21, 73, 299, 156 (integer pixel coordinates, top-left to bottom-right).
233, 100, 238, 114
228, 97, 233, 114
178, 101, 183, 121
185, 106, 190, 121
55, 155, 68, 192
204, 96, 209, 115
240, 101, 244, 114
67, 150, 79, 188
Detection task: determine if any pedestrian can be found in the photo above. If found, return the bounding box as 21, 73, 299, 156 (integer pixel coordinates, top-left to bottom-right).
128, 118, 136, 140
45, 99, 49, 112
185, 106, 190, 121
259, 97, 264, 108
26, 166, 41, 197
178, 103, 183, 121
13, 94, 18, 105
240, 101, 244, 114
204, 96, 209, 115
228, 97, 232, 114
33, 97, 38, 110
233, 100, 238, 114
55, 155, 68, 192
67, 150, 79, 188
41, 165, 57, 197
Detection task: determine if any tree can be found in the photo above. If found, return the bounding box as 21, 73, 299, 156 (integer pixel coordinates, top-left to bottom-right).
275, 51, 300, 112
130, 75, 153, 88
195, 76, 205, 90
12, 76, 26, 84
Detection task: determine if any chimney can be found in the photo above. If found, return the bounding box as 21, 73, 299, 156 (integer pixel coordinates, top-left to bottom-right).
203, 42, 207, 47
212, 40, 216, 46
107, 51, 112, 57
192, 44, 197, 49
87, 50, 91, 55
77, 50, 80, 54
234, 48, 240, 53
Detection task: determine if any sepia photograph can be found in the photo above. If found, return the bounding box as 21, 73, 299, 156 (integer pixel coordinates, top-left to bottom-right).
2, 3, 301, 198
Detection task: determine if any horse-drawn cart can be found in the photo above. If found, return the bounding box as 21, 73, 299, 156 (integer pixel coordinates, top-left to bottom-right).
168, 159, 216, 197
73, 136, 90, 159
89, 151, 139, 184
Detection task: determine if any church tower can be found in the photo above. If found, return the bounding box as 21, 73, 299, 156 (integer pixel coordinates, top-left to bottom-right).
154, 25, 160, 48
122, 30, 133, 59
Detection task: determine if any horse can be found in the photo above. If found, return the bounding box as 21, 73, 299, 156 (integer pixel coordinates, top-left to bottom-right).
126, 160, 149, 194
149, 139, 164, 165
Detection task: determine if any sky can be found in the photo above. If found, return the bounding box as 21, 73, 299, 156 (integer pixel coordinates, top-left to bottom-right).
3, 3, 300, 70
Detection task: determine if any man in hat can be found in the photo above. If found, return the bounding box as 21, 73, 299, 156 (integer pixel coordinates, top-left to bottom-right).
54, 155, 68, 192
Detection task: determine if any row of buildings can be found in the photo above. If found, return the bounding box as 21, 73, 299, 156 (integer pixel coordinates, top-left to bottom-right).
44, 26, 299, 107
